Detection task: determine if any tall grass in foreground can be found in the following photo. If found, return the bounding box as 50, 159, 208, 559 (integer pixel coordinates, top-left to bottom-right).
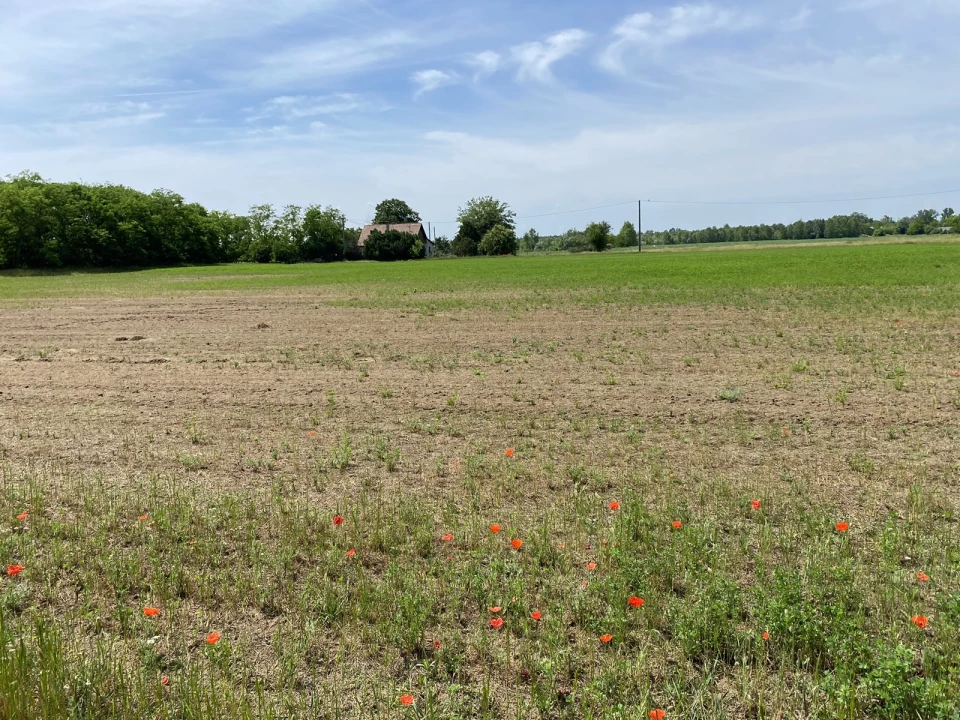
2, 466, 958, 719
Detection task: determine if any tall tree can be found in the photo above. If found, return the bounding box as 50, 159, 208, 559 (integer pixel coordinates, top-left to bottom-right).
373, 199, 421, 224
585, 221, 611, 252
616, 221, 637, 248
453, 196, 515, 256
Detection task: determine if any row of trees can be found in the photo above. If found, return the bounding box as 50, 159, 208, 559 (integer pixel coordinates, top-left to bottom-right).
4, 171, 957, 268
640, 209, 959, 246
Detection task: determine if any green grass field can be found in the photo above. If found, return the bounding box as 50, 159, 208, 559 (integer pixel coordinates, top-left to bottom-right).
2, 238, 960, 719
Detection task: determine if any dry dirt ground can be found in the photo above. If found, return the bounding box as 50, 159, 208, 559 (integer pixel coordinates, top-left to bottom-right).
2, 293, 958, 518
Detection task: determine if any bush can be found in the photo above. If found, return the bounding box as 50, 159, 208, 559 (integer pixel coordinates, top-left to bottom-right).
362, 229, 424, 261
478, 224, 518, 256
585, 221, 611, 252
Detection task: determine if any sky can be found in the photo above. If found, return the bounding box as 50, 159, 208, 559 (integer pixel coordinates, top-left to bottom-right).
2, 0, 960, 235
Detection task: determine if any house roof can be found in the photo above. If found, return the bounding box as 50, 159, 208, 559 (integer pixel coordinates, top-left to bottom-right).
358, 223, 427, 246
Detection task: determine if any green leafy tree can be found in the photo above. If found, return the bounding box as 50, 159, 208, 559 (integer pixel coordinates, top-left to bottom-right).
616, 221, 638, 248
478, 224, 518, 256
453, 196, 515, 256
303, 205, 345, 262
432, 236, 452, 257
585, 221, 611, 252
373, 199, 421, 224
519, 228, 540, 253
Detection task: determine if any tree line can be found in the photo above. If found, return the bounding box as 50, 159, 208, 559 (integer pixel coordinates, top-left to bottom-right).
0, 173, 522, 268
2, 171, 956, 268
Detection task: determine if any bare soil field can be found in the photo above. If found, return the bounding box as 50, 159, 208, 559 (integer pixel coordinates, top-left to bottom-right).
2, 284, 959, 718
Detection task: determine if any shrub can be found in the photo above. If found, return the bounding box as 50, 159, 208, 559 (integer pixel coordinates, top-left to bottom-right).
478, 224, 518, 256
362, 229, 424, 261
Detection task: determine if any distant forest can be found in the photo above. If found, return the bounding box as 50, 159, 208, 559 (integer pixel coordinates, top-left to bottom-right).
1, 171, 958, 269
526, 209, 960, 253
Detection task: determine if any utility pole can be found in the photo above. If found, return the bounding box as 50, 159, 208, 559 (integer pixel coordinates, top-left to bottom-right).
638, 200, 642, 253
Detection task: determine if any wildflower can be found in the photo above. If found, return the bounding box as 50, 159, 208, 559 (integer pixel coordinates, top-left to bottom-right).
511, 538, 523, 550
454, 459, 461, 467
489, 606, 502, 614
205, 632, 221, 645
762, 632, 770, 641
505, 448, 515, 457
161, 676, 169, 686
399, 694, 415, 706
489, 524, 501, 534
333, 515, 344, 526
917, 572, 930, 582
911, 615, 929, 629
433, 640, 442, 649
609, 501, 620, 511
490, 617, 504, 629
628, 596, 644, 608
672, 521, 682, 530
307, 430, 317, 437
782, 428, 790, 436
586, 562, 597, 571
599, 634, 613, 644
650, 710, 666, 720
441, 533, 453, 542
138, 515, 148, 522
953, 371, 959, 377
143, 607, 160, 617
346, 549, 356, 558
6, 565, 24, 577
668, 473, 675, 478
16, 511, 27, 521
750, 499, 761, 511
835, 522, 849, 533
531, 611, 542, 621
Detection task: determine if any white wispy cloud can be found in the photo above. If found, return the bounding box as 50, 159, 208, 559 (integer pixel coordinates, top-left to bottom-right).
513, 29, 590, 83
248, 94, 368, 122
412, 69, 460, 97
230, 31, 422, 88
600, 4, 761, 74
466, 51, 502, 81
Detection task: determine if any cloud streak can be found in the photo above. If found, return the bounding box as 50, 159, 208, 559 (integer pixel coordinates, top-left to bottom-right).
412, 69, 460, 97
513, 29, 590, 83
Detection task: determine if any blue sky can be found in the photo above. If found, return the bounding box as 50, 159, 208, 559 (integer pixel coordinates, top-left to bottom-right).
2, 0, 959, 235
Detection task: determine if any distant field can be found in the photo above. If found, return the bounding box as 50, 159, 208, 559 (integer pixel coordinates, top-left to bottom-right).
1, 238, 959, 719
2, 240, 959, 312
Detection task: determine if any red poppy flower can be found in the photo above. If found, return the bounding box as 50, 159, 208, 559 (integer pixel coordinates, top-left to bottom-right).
489, 606, 502, 614
650, 710, 666, 720
672, 521, 682, 530
143, 607, 160, 617
346, 548, 356, 558
505, 448, 515, 458
511, 538, 523, 550
835, 522, 849, 533
531, 611, 542, 621
399, 694, 415, 706
586, 562, 597, 571
205, 632, 221, 645
911, 615, 929, 629
489, 524, 501, 534
490, 617, 504, 629
750, 499, 761, 511
6, 565, 24, 577
333, 515, 344, 526
16, 511, 27, 521
917, 572, 930, 582
138, 514, 148, 521
599, 634, 613, 644
433, 640, 442, 649
441, 533, 453, 542
161, 676, 169, 686
628, 596, 644, 608
609, 501, 620, 511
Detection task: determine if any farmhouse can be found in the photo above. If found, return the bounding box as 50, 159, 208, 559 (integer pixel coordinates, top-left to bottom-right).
358, 222, 434, 257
